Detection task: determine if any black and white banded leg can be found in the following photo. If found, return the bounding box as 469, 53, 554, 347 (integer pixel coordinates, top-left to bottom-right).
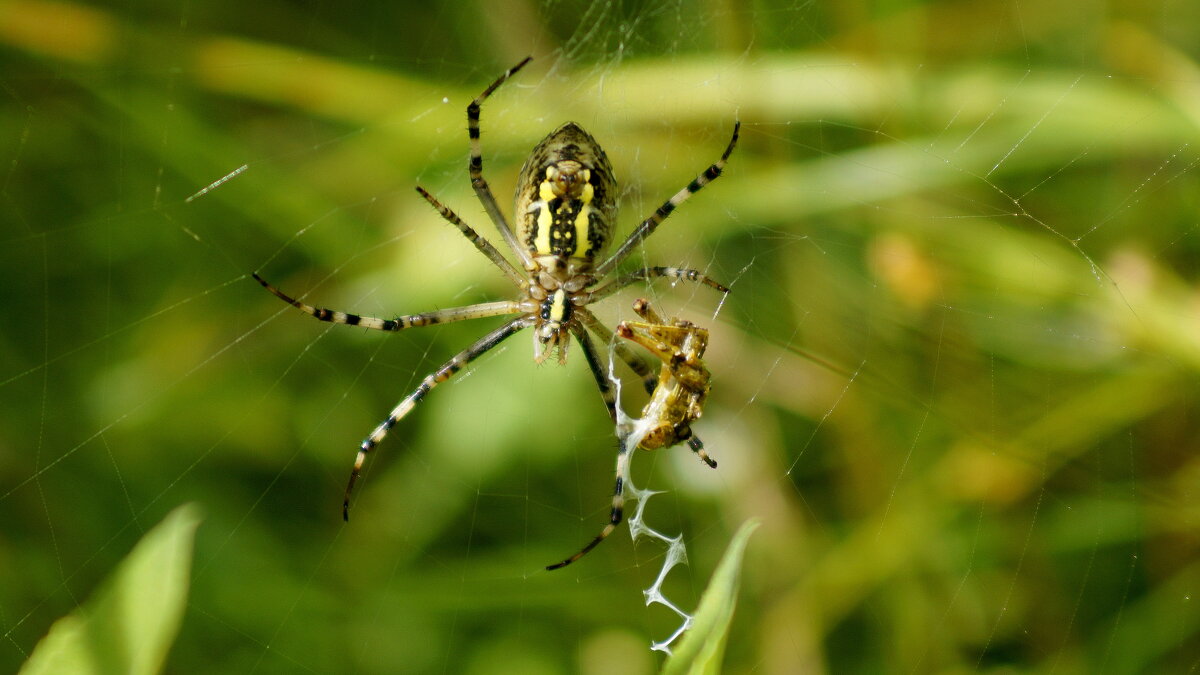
467, 56, 536, 272
540, 322, 630, 570
252, 273, 523, 332
414, 186, 526, 288
343, 315, 535, 519
592, 121, 741, 279
569, 322, 619, 423
546, 433, 631, 571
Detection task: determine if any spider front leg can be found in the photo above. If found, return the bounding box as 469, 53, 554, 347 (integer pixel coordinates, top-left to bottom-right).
253, 273, 523, 331
467, 56, 537, 272
343, 314, 534, 520
593, 120, 740, 279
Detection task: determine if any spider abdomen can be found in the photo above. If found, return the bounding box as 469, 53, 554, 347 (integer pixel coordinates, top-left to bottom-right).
515, 122, 617, 278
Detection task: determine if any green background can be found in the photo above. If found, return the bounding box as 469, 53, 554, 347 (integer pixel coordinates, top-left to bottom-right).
3, 0, 1199, 672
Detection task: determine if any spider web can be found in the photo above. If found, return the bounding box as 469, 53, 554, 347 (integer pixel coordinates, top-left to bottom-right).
3, 0, 1200, 672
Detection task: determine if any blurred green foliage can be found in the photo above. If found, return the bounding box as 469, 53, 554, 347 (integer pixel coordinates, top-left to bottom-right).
20, 505, 199, 675
2, 0, 1200, 673
663, 519, 758, 675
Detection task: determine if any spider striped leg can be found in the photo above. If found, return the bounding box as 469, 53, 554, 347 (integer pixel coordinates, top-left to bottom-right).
415, 186, 525, 288
253, 273, 523, 331
468, 56, 537, 272
570, 322, 618, 423
344, 314, 535, 520
581, 266, 730, 306
575, 307, 658, 395
548, 317, 712, 570
546, 435, 630, 571
542, 324, 621, 568
594, 121, 741, 279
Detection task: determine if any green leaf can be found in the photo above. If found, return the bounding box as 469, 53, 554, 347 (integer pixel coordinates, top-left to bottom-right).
20, 504, 202, 675
662, 519, 760, 675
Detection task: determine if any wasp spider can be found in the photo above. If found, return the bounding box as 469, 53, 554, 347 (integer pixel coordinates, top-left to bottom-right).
252, 57, 738, 566
548, 298, 717, 569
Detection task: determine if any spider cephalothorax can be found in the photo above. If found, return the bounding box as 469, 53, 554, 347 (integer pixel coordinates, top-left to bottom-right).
252, 56, 739, 568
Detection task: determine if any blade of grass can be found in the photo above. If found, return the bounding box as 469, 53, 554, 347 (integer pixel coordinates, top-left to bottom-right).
20, 504, 202, 675
662, 519, 760, 675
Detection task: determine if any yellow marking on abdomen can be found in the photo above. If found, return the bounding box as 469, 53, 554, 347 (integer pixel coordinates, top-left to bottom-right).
570, 181, 595, 259
572, 205, 593, 258
533, 190, 553, 254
